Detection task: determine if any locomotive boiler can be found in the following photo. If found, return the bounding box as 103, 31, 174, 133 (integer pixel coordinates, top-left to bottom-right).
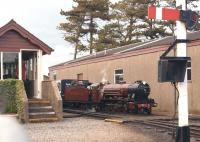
100, 80, 156, 114
60, 79, 157, 114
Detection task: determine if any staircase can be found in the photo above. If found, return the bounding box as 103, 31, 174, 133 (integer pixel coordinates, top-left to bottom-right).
28, 99, 58, 123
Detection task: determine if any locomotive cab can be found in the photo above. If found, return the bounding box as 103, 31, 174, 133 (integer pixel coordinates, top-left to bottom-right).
126, 80, 156, 114
127, 80, 150, 102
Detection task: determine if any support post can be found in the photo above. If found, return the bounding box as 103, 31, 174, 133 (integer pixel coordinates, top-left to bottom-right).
37, 50, 43, 98
176, 0, 190, 141
18, 52, 22, 80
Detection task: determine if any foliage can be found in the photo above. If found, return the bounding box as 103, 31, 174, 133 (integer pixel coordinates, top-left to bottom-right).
59, 0, 86, 59
88, 0, 172, 51
109, 0, 171, 43
0, 79, 26, 122
78, 0, 110, 54
94, 23, 121, 51
59, 0, 110, 55
59, 0, 200, 53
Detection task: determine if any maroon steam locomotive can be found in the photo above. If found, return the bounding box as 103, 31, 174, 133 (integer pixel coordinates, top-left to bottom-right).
59, 79, 157, 114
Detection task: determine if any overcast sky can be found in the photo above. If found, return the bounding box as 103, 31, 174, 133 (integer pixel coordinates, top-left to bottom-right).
0, 0, 119, 75
0, 0, 198, 75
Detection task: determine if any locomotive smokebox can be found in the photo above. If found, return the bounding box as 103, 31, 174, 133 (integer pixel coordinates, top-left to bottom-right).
128, 80, 151, 101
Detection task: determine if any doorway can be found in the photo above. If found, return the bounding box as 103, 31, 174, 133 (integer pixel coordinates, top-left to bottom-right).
22, 51, 38, 99
77, 73, 83, 80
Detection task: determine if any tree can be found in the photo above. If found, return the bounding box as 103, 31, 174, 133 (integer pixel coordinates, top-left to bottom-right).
76, 0, 110, 54
94, 23, 121, 51
58, 0, 87, 59
59, 0, 200, 55
110, 0, 145, 44
102, 0, 170, 45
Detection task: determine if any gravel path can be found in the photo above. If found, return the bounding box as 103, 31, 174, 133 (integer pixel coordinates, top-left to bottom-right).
25, 117, 171, 142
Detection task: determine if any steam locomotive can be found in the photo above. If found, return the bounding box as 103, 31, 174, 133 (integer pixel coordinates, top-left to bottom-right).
59, 79, 157, 114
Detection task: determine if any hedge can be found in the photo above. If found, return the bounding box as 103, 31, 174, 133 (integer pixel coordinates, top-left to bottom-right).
0, 79, 25, 116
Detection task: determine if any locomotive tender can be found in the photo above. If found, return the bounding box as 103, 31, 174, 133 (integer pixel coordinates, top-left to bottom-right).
60, 79, 157, 114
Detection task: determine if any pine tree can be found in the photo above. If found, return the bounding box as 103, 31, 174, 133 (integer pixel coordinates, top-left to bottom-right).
105, 0, 169, 44
110, 0, 144, 43
76, 0, 110, 54
58, 0, 86, 59
59, 0, 199, 55
94, 23, 121, 51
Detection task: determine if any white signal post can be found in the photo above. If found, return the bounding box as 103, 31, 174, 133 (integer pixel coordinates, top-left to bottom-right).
176, 1, 190, 142
148, 1, 191, 141
176, 0, 189, 129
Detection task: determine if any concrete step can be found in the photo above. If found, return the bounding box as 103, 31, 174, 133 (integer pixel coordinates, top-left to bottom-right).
29, 106, 54, 113
28, 99, 51, 107
28, 99, 58, 123
29, 117, 58, 123
28, 99, 50, 103
29, 112, 56, 119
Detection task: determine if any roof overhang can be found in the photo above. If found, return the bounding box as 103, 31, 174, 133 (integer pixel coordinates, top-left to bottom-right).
0, 19, 54, 55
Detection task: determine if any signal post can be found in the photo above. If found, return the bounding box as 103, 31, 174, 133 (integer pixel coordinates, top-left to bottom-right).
176, 0, 190, 141
148, 0, 198, 141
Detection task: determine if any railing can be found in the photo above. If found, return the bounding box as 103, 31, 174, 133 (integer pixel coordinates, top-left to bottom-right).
42, 81, 63, 120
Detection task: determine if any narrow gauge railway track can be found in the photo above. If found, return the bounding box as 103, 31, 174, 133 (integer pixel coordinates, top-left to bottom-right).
128, 119, 200, 139
63, 109, 200, 139
63, 108, 122, 119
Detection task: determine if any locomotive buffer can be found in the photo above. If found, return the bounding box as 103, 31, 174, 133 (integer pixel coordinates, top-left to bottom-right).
148, 1, 198, 142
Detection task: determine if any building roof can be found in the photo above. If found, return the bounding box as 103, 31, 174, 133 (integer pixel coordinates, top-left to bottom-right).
0, 19, 53, 54
49, 30, 200, 69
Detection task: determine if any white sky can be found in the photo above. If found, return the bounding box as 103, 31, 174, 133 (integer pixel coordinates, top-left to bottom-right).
0, 0, 198, 75
0, 0, 120, 75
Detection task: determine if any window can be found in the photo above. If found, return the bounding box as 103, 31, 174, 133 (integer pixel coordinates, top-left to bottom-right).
3, 53, 19, 79
187, 61, 191, 81
114, 69, 123, 84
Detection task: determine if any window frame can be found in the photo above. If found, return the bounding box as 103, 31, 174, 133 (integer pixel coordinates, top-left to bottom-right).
1, 52, 19, 80
187, 61, 191, 81
114, 69, 124, 84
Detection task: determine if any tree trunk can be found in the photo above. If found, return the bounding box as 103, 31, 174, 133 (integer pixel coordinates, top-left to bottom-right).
128, 17, 134, 42
89, 17, 93, 54
74, 43, 78, 59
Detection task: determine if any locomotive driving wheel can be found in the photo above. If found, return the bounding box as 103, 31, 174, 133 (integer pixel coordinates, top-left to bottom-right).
124, 103, 130, 113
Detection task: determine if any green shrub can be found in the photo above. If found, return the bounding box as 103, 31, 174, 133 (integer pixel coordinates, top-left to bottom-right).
0, 79, 24, 114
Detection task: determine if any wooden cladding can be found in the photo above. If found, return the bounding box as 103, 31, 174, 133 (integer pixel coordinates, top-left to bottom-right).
0, 30, 39, 52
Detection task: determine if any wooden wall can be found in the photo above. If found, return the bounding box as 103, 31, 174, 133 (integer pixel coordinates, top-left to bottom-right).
0, 30, 38, 52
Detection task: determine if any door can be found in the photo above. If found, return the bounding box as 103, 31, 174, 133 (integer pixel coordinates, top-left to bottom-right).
22, 51, 37, 98
77, 73, 83, 80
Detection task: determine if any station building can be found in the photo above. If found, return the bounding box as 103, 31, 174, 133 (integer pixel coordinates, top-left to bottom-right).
49, 31, 200, 114
0, 20, 53, 98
